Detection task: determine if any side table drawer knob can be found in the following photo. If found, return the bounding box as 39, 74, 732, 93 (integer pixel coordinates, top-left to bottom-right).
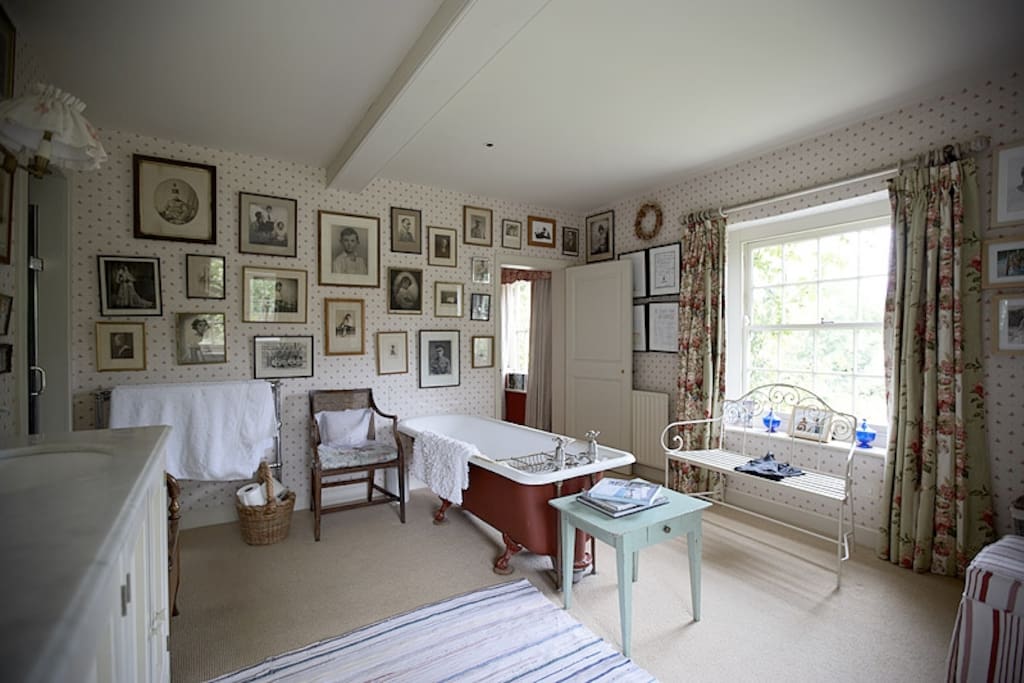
663, 525, 671, 534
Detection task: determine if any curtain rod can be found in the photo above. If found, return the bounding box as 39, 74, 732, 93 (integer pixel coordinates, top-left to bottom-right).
720, 134, 991, 217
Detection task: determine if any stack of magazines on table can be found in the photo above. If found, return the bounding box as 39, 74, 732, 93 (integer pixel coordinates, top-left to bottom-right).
577, 477, 668, 518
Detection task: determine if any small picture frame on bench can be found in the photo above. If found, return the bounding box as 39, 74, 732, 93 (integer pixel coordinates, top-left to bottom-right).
789, 407, 834, 442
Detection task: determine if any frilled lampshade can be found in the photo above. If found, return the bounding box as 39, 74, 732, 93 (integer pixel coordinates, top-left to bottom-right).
0, 83, 108, 176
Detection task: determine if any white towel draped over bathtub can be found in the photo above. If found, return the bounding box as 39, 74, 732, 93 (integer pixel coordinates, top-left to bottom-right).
109, 380, 276, 481
410, 430, 481, 505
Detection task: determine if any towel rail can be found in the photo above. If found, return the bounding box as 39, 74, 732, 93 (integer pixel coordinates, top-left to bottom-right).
93, 380, 283, 476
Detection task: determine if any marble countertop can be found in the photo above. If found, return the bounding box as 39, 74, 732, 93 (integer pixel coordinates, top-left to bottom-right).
0, 426, 170, 683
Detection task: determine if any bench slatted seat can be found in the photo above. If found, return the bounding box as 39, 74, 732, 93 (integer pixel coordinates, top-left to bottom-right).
661, 384, 857, 587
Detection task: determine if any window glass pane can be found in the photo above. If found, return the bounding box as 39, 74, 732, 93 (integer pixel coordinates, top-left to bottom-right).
749, 369, 777, 388
778, 330, 813, 371
816, 329, 854, 374
748, 330, 778, 369
819, 281, 858, 323
859, 226, 891, 276
858, 276, 887, 322
783, 240, 818, 283
782, 284, 817, 324
750, 244, 783, 286
855, 328, 885, 375
778, 370, 813, 388
820, 233, 857, 279
750, 286, 782, 325
816, 375, 853, 412
854, 377, 887, 424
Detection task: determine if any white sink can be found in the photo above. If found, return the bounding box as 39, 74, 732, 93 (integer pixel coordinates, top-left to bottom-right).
0, 450, 112, 494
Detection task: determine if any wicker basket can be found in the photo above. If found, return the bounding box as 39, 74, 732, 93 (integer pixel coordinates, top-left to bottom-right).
236, 462, 296, 545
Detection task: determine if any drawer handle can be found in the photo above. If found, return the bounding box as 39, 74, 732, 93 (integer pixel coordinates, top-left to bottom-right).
663, 525, 672, 534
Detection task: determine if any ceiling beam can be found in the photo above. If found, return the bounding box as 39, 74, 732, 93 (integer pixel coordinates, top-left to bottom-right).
326, 0, 550, 194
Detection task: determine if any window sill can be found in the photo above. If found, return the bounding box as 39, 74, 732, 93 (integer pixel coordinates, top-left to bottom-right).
723, 425, 887, 459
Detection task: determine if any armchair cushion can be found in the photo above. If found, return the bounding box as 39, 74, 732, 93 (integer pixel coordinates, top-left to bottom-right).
318, 442, 398, 469
315, 408, 373, 448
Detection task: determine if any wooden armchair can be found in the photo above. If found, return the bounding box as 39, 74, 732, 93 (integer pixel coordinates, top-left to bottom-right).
309, 389, 406, 541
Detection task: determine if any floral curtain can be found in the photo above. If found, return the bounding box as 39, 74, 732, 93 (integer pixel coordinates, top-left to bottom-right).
667, 211, 728, 494
879, 145, 995, 577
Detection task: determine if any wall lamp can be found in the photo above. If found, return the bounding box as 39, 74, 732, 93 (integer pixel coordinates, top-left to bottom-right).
0, 83, 107, 178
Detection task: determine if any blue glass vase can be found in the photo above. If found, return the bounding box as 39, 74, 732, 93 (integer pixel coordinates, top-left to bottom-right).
855, 419, 877, 448
762, 409, 781, 433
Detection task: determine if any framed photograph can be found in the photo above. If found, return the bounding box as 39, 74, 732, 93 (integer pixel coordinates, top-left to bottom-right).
790, 406, 834, 442
376, 331, 409, 375
419, 330, 460, 388
242, 266, 307, 323
470, 293, 491, 321
390, 206, 422, 254
0, 5, 14, 99
527, 215, 556, 249
586, 210, 614, 263
471, 256, 492, 284
98, 256, 163, 316
501, 219, 523, 250
434, 281, 463, 318
238, 192, 297, 257
562, 227, 580, 257
619, 249, 648, 298
0, 292, 11, 334
0, 164, 11, 265
0, 343, 9, 373
186, 254, 225, 299
318, 210, 379, 287
993, 294, 1024, 354
463, 205, 493, 246
982, 236, 1024, 288
991, 139, 1024, 228
428, 226, 457, 267
133, 154, 216, 244
632, 304, 647, 352
253, 336, 314, 379
387, 267, 423, 314
648, 243, 681, 296
472, 336, 494, 368
95, 322, 146, 372
647, 301, 679, 353
175, 312, 226, 365
324, 298, 365, 355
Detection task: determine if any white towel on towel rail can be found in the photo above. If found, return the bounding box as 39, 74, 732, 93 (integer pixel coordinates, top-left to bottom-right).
109, 380, 276, 481
410, 430, 480, 506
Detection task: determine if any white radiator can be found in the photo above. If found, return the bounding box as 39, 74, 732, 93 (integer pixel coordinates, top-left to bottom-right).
631, 390, 669, 469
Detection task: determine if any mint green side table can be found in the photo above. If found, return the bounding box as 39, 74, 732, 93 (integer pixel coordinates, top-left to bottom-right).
549, 487, 711, 657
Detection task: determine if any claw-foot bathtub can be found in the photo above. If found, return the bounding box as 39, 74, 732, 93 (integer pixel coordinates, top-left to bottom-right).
397, 415, 635, 575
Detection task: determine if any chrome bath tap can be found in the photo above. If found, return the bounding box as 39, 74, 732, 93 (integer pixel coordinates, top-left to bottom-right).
584, 430, 600, 459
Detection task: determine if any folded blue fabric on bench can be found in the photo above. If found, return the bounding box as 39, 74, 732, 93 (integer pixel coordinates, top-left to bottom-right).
734, 452, 804, 481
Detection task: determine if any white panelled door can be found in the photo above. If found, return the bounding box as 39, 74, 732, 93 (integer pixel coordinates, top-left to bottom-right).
564, 260, 632, 451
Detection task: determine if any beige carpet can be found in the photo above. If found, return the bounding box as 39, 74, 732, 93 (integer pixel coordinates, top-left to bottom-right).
170, 489, 964, 682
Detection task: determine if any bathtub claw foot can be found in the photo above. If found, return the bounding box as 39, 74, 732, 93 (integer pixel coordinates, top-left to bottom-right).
494, 534, 523, 574
433, 499, 452, 524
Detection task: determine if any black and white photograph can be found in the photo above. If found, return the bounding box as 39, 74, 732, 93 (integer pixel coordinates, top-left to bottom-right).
175, 312, 226, 365
471, 256, 491, 284
186, 254, 225, 299
242, 266, 308, 323
253, 335, 314, 379
633, 304, 647, 352
994, 294, 1024, 354
98, 255, 163, 316
790, 407, 834, 442
239, 192, 297, 257
648, 242, 681, 296
992, 139, 1024, 228
387, 268, 423, 314
324, 298, 365, 355
95, 321, 146, 371
0, 5, 14, 99
390, 206, 422, 254
0, 343, 10, 373
318, 210, 379, 287
434, 281, 463, 318
428, 226, 457, 267
463, 205, 493, 246
619, 249, 648, 298
0, 161, 10, 265
586, 210, 614, 263
562, 226, 579, 256
133, 154, 216, 244
647, 301, 679, 353
376, 331, 408, 375
419, 330, 460, 388
982, 236, 1024, 288
470, 293, 491, 321
501, 219, 522, 250
0, 292, 11, 334
527, 215, 556, 248
472, 335, 494, 368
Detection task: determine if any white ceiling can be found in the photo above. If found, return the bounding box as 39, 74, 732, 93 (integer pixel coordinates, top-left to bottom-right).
7, 0, 1024, 213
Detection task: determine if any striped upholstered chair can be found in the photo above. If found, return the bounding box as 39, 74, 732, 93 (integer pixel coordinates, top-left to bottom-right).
308, 389, 406, 540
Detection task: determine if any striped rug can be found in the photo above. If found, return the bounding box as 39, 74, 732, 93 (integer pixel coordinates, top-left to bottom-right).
208, 579, 656, 682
